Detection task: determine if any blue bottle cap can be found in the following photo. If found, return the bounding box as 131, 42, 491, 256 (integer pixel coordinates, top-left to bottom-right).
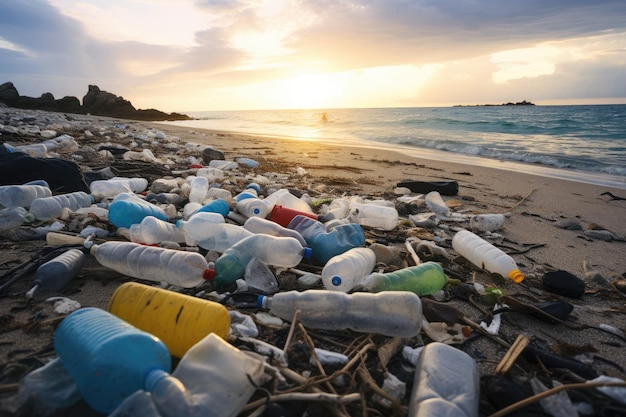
256, 294, 267, 308
331, 276, 342, 287
302, 247, 313, 259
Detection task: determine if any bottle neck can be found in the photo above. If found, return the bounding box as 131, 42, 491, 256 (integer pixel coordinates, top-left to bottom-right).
144, 368, 169, 392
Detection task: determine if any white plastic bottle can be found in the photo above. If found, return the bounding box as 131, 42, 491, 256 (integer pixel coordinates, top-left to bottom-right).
258, 290, 423, 338
90, 241, 211, 288
90, 177, 148, 199
349, 202, 399, 230
451, 230, 524, 283
321, 247, 377, 292
193, 223, 253, 252
0, 184, 52, 208
188, 176, 209, 204
29, 192, 94, 220
242, 216, 307, 246
236, 198, 268, 218
129, 216, 186, 245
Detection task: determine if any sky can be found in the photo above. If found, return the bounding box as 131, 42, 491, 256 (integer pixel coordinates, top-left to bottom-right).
1, 0, 626, 112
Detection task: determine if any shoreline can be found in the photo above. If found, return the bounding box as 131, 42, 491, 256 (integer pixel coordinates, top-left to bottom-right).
158, 121, 626, 190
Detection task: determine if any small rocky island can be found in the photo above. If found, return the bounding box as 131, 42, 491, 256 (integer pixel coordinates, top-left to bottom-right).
0, 82, 191, 121
454, 100, 535, 107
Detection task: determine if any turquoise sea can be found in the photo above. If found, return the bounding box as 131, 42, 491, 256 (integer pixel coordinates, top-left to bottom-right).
161, 105, 626, 189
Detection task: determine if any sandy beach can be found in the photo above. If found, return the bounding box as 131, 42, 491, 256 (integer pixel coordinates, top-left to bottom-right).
1, 109, 625, 416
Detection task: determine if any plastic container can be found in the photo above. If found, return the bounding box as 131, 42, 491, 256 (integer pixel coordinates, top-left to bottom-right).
205, 235, 312, 286
361, 261, 448, 296
451, 230, 524, 283
264, 189, 314, 213
258, 290, 423, 338
289, 215, 366, 264
89, 177, 148, 199
321, 247, 377, 292
53, 307, 171, 414
196, 167, 224, 181
242, 216, 307, 246
108, 193, 168, 229
129, 216, 186, 245
195, 198, 230, 217
29, 191, 94, 220
90, 241, 212, 288
27, 248, 86, 298
206, 187, 232, 201
408, 342, 479, 417
349, 202, 399, 230
108, 333, 266, 417
469, 214, 506, 232
175, 211, 226, 245
191, 223, 253, 252
188, 176, 209, 204
108, 282, 230, 358
0, 207, 29, 233
270, 205, 317, 227
0, 184, 52, 208
236, 198, 268, 218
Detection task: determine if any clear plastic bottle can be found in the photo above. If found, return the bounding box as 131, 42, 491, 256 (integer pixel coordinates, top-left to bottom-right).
188, 176, 208, 204
0, 207, 29, 233
257, 290, 423, 338
321, 247, 377, 292
89, 177, 148, 199
129, 216, 186, 245
27, 248, 86, 298
90, 241, 212, 288
288, 215, 366, 264
53, 307, 171, 414
451, 230, 524, 283
236, 198, 268, 218
204, 235, 312, 286
29, 191, 94, 220
108, 282, 230, 358
361, 261, 448, 296
0, 184, 52, 208
349, 202, 399, 231
175, 211, 226, 244
264, 189, 314, 213
242, 216, 307, 246
108, 193, 168, 229
191, 223, 253, 252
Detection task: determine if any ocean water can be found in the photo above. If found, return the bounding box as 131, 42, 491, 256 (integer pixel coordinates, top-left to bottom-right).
161, 105, 626, 189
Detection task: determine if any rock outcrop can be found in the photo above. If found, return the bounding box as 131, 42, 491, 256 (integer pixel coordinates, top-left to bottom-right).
0, 82, 190, 121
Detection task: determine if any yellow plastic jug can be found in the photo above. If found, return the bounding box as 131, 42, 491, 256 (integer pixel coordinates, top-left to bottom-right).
108, 282, 230, 358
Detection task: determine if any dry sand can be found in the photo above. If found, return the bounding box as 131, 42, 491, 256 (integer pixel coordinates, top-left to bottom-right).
1, 113, 625, 415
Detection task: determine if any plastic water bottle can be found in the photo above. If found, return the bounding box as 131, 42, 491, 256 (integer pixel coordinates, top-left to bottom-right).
108, 282, 230, 358
242, 216, 307, 246
206, 187, 232, 201
451, 230, 524, 283
289, 215, 366, 264
270, 205, 317, 227
29, 191, 94, 220
0, 207, 29, 233
108, 193, 168, 229
257, 290, 423, 338
349, 202, 399, 230
196, 166, 224, 181
90, 241, 212, 288
195, 198, 231, 217
469, 213, 506, 232
53, 307, 171, 414
129, 216, 186, 245
204, 235, 312, 286
26, 248, 86, 298
0, 184, 52, 208
175, 211, 225, 243
191, 223, 253, 252
322, 247, 377, 292
236, 198, 268, 218
263, 189, 314, 213
89, 177, 148, 199
361, 261, 448, 296
409, 342, 479, 417
188, 176, 209, 203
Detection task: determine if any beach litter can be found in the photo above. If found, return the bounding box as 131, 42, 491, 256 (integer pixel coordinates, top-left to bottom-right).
0, 106, 625, 417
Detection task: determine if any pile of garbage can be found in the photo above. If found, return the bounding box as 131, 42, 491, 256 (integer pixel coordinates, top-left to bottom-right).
1, 108, 625, 417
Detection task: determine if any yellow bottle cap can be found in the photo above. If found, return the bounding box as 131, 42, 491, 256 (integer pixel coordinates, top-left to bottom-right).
509, 270, 524, 283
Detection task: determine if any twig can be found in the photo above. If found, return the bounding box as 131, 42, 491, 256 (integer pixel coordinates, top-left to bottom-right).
270, 391, 361, 404
488, 380, 626, 417
501, 189, 536, 213
283, 309, 300, 351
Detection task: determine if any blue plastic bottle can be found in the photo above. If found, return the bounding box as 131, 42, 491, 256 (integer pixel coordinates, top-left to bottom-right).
108, 193, 168, 229
288, 215, 365, 264
53, 308, 171, 414
195, 198, 231, 217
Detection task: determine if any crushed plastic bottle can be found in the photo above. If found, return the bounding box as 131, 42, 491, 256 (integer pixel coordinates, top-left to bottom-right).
242, 216, 307, 246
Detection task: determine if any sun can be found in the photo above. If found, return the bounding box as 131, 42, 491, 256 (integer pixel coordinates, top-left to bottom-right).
273, 73, 342, 109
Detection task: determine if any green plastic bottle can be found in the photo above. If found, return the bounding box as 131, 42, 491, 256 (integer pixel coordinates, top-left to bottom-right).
361, 261, 448, 296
